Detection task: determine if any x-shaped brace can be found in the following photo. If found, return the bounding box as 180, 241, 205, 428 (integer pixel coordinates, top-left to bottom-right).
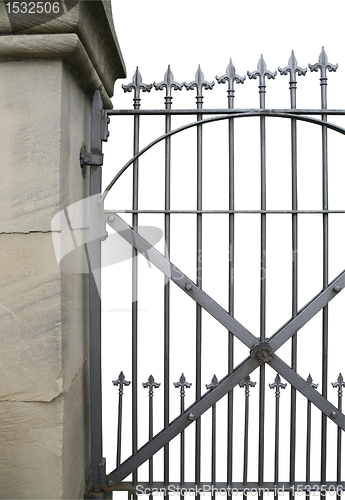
105, 213, 345, 487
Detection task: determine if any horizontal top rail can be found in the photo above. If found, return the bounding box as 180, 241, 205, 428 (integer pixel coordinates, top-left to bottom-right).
107, 108, 345, 116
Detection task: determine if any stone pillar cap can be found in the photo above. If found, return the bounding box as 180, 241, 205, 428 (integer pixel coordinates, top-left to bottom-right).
0, 0, 126, 107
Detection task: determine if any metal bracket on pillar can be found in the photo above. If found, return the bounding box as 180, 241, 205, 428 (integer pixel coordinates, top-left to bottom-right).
80, 151, 103, 167
80, 91, 109, 169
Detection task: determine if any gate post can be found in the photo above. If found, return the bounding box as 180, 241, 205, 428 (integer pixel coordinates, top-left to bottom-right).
0, 2, 125, 499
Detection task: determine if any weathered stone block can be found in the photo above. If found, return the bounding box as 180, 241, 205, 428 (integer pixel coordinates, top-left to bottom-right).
0, 361, 90, 499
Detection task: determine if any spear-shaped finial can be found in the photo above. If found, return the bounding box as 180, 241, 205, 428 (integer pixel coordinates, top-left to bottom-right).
216, 58, 246, 98
306, 374, 319, 390
143, 374, 160, 398
332, 373, 345, 397
185, 65, 214, 99
248, 54, 277, 88
309, 47, 338, 80
112, 371, 131, 395
206, 374, 219, 391
154, 65, 184, 100
122, 67, 153, 106
269, 373, 287, 397
239, 375, 256, 397
279, 50, 307, 84
174, 373, 192, 397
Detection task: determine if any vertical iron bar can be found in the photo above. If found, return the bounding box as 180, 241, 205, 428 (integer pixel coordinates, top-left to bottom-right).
228, 84, 235, 498
306, 376, 318, 500
216, 60, 245, 494
290, 76, 298, 500
332, 374, 345, 500
132, 106, 139, 491
186, 67, 214, 497
196, 81, 203, 499
309, 49, 337, 488
174, 374, 192, 498
239, 376, 256, 499
143, 376, 160, 500
248, 56, 276, 498
279, 51, 307, 500
113, 372, 131, 468
89, 90, 104, 493
154, 68, 183, 494
279, 54, 308, 500
269, 374, 287, 500
164, 92, 171, 495
321, 62, 329, 493
206, 375, 219, 500
123, 69, 152, 491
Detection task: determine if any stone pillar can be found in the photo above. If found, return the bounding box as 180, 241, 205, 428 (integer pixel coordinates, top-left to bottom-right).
0, 2, 125, 498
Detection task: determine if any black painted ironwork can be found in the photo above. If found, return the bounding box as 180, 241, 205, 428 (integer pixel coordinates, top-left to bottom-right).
269, 374, 287, 500
174, 373, 192, 493
85, 48, 345, 498
239, 375, 257, 496
113, 372, 131, 468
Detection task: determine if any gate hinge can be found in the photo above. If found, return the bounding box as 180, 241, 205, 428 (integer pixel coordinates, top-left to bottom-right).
80, 151, 103, 167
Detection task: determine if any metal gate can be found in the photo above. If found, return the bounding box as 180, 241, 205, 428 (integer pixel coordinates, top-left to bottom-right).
84, 49, 345, 499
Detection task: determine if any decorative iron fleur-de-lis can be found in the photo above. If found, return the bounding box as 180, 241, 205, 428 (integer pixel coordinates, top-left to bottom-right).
332, 373, 345, 397
216, 58, 246, 98
143, 374, 160, 397
174, 373, 192, 397
269, 373, 287, 397
279, 50, 307, 86
112, 371, 130, 468
122, 67, 152, 106
309, 47, 338, 81
239, 375, 256, 396
206, 374, 219, 390
247, 54, 277, 91
185, 65, 214, 100
154, 65, 184, 100
112, 371, 131, 394
306, 374, 319, 390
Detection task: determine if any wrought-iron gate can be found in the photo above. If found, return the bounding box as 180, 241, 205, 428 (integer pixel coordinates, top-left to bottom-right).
84, 49, 345, 499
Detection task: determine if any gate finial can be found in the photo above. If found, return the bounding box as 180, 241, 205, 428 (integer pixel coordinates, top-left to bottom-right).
154, 65, 184, 100
174, 373, 192, 397
206, 374, 219, 390
112, 371, 131, 395
269, 373, 287, 397
216, 58, 246, 99
122, 67, 153, 106
279, 50, 307, 85
143, 374, 160, 397
248, 54, 277, 88
309, 47, 338, 80
239, 375, 256, 396
185, 65, 214, 100
306, 374, 319, 390
332, 373, 345, 397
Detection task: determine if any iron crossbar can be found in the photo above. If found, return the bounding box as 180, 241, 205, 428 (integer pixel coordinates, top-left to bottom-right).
107, 108, 345, 115
105, 209, 345, 214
